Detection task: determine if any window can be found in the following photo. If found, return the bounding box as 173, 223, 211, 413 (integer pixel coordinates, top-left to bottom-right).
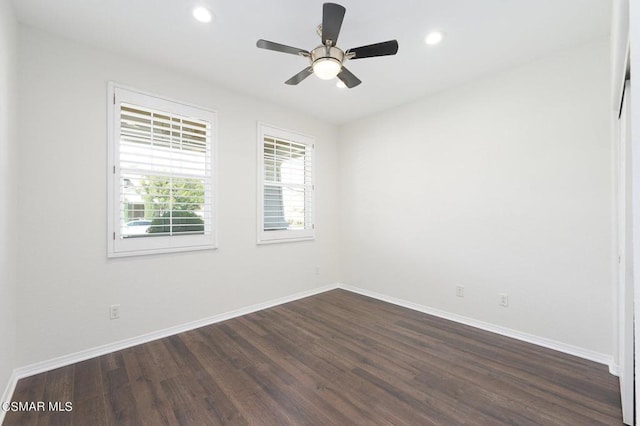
108, 84, 216, 257
257, 123, 314, 243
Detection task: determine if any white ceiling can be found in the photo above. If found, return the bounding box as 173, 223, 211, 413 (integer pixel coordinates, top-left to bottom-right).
11, 0, 612, 124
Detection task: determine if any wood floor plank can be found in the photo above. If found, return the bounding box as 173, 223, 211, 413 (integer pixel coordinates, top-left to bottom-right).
165, 334, 244, 425
73, 358, 102, 403
120, 346, 179, 426
3, 289, 624, 425
259, 332, 413, 425
36, 365, 75, 426
297, 291, 621, 423
101, 360, 143, 426
386, 319, 621, 423
225, 319, 374, 424
71, 395, 108, 426
3, 373, 47, 426
188, 330, 293, 425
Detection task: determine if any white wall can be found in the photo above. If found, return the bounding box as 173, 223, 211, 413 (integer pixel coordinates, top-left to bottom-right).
15, 27, 340, 366
338, 39, 613, 355
0, 0, 17, 399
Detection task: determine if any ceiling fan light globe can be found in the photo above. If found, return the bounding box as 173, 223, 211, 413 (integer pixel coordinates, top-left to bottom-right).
313, 58, 342, 80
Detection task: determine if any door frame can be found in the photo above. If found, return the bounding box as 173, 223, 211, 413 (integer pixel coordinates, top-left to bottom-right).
618, 78, 634, 425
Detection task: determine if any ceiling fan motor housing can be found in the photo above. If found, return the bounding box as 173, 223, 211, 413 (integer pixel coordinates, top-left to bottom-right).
311, 45, 344, 66
310, 45, 344, 80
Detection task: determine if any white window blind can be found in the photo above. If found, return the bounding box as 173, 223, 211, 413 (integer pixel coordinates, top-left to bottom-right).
108, 84, 216, 257
258, 123, 314, 243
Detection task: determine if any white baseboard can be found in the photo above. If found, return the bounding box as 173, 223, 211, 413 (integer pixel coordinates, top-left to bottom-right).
608, 363, 620, 376
337, 283, 616, 373
2, 280, 617, 413
11, 283, 339, 382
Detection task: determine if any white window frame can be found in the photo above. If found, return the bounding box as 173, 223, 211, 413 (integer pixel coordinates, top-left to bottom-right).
107, 83, 217, 257
257, 122, 315, 244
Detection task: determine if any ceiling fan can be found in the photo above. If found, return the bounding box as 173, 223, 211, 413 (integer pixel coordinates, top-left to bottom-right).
256, 3, 399, 89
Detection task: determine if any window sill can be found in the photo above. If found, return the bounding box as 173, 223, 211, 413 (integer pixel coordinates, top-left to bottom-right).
257, 236, 315, 245
108, 244, 217, 258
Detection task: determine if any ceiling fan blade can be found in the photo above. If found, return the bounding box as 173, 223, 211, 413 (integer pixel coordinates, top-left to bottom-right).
322, 3, 346, 46
257, 39, 309, 56
347, 40, 399, 59
337, 67, 361, 88
285, 68, 313, 85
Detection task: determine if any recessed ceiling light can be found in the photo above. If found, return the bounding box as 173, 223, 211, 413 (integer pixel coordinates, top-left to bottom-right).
336, 80, 346, 89
425, 31, 444, 45
193, 7, 212, 23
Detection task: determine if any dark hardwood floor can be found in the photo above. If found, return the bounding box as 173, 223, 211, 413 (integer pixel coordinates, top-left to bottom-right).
4, 289, 623, 425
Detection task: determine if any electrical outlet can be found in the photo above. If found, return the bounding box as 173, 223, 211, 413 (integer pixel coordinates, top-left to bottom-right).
499, 293, 509, 307
110, 304, 121, 320
315, 266, 320, 275
456, 286, 464, 298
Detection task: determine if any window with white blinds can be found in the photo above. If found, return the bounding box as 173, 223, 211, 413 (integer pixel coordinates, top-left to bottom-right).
258, 123, 314, 243
108, 84, 216, 257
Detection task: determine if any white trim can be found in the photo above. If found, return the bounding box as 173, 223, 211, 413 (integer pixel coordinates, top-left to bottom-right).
0, 370, 19, 424
256, 121, 316, 244
256, 236, 315, 245
616, 78, 634, 423
107, 82, 219, 258
12, 284, 339, 381
337, 284, 616, 372
610, 363, 621, 376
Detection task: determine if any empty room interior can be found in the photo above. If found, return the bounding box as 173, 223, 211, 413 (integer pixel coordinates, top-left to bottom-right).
1, 0, 639, 424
